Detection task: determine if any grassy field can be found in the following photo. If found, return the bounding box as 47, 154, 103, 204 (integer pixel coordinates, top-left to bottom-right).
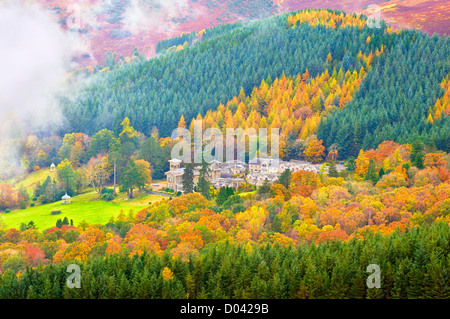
9, 168, 56, 196
0, 190, 166, 231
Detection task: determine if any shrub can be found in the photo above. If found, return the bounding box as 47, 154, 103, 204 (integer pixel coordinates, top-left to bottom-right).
4, 209, 11, 213
19, 200, 27, 210
51, 209, 62, 215
101, 188, 114, 195
232, 204, 246, 214
102, 193, 115, 201
30, 203, 35, 207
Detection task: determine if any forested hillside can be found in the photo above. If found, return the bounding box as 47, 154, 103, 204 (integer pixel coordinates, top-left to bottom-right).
61, 9, 450, 158
60, 10, 386, 138
318, 32, 450, 157
1, 3, 450, 303
2, 138, 450, 299
1, 222, 449, 299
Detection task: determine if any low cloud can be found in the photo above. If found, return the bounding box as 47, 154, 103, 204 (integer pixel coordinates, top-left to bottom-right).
0, 0, 90, 133
122, 0, 189, 33
0, 0, 90, 173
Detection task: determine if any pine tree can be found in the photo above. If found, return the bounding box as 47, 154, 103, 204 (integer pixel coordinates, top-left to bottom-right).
197, 160, 211, 199
216, 187, 234, 206
411, 140, 425, 169
364, 159, 378, 184
257, 178, 271, 197
407, 265, 423, 298
328, 160, 339, 177
349, 273, 366, 299
277, 169, 292, 189
26, 285, 37, 299
186, 273, 196, 299
182, 163, 194, 194
378, 167, 385, 180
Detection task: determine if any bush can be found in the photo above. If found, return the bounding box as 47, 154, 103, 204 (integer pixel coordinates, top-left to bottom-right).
19, 200, 27, 210
30, 203, 35, 207
51, 209, 62, 215
208, 205, 221, 213
4, 209, 11, 213
101, 193, 115, 201
32, 197, 37, 201
101, 188, 114, 195
176, 191, 182, 196
232, 204, 246, 214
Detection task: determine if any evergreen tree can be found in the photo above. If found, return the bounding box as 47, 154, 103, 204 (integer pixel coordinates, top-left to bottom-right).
197, 160, 211, 199
216, 187, 234, 206
411, 140, 425, 169
378, 167, 385, 180
182, 163, 194, 194
57, 160, 75, 195
277, 169, 292, 189
139, 136, 167, 179
364, 159, 378, 184
407, 265, 424, 298
344, 156, 356, 171
120, 158, 147, 198
257, 178, 271, 197
328, 160, 339, 177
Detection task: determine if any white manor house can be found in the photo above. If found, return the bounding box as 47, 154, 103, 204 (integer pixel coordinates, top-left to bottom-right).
165, 157, 331, 193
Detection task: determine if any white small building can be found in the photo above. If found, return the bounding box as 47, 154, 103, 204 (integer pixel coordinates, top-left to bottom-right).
61, 193, 71, 204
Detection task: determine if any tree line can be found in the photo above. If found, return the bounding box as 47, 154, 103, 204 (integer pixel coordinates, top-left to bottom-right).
60, 10, 385, 139
0, 222, 448, 299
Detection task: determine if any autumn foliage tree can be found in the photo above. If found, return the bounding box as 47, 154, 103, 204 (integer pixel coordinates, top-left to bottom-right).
0, 183, 19, 210
86, 155, 112, 196
303, 136, 325, 163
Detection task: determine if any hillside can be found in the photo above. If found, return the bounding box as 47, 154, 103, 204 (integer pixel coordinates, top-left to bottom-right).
0, 190, 164, 230
358, 0, 450, 36
60, 9, 450, 156
27, 0, 447, 68
2, 1, 450, 305
61, 10, 385, 136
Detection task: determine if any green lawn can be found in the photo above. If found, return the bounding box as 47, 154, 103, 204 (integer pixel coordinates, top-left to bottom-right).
238, 190, 256, 198
0, 190, 166, 231
9, 168, 56, 196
